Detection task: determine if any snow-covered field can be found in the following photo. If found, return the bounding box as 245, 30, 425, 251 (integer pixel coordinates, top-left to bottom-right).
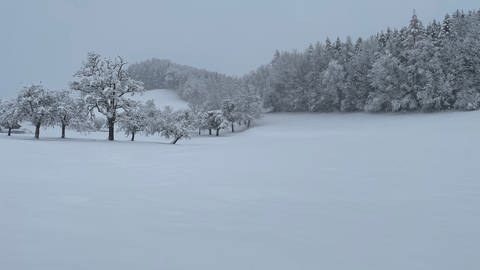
1, 90, 480, 270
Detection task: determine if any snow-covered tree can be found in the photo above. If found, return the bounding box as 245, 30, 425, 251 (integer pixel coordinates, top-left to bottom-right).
71, 52, 144, 141
321, 60, 346, 111
348, 38, 375, 110
118, 101, 147, 141
203, 110, 228, 136
0, 99, 22, 136
404, 12, 425, 47
159, 107, 196, 144
368, 53, 408, 112
182, 76, 208, 112
221, 99, 240, 132
54, 90, 91, 139
143, 105, 195, 144
235, 88, 263, 128
191, 109, 208, 135
17, 85, 57, 139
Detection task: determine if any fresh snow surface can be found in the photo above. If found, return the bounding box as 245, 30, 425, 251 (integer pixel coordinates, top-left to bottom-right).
1, 90, 480, 270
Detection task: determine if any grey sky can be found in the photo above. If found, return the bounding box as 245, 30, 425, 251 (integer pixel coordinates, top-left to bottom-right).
0, 0, 478, 98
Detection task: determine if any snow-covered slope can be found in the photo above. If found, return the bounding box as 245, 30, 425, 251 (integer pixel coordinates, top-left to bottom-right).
132, 89, 189, 110
1, 108, 480, 269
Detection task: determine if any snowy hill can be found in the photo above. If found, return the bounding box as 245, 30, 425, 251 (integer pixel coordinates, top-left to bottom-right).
2, 111, 480, 269
132, 89, 189, 110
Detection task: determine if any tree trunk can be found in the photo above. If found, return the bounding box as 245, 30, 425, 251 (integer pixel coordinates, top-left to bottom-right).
198, 128, 201, 135
7, 127, 12, 136
337, 87, 344, 111
172, 136, 182, 144
209, 129, 212, 135
107, 118, 115, 141
231, 122, 235, 132
247, 119, 251, 128
216, 128, 220, 136
34, 122, 41, 139
131, 132, 135, 141
61, 123, 66, 139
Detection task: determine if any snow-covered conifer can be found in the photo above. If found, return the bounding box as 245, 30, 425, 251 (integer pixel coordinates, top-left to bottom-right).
323, 60, 347, 111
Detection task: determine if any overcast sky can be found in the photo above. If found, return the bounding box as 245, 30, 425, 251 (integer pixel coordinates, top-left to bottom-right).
0, 0, 478, 98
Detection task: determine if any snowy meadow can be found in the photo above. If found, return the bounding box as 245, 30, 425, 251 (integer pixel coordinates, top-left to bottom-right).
2, 6, 480, 270
1, 90, 480, 269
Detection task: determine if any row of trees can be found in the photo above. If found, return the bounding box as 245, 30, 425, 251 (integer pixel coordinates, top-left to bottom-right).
7, 10, 474, 139
1, 53, 262, 142
128, 59, 264, 117
130, 9, 480, 113
248, 10, 480, 112
117, 101, 251, 143
0, 87, 90, 139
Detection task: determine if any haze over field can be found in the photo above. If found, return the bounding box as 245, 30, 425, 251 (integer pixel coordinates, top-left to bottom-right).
1, 0, 479, 97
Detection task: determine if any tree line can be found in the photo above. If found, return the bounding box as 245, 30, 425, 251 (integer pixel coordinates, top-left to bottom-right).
127, 59, 263, 116
3, 9, 478, 140
0, 53, 262, 142
129, 9, 480, 113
